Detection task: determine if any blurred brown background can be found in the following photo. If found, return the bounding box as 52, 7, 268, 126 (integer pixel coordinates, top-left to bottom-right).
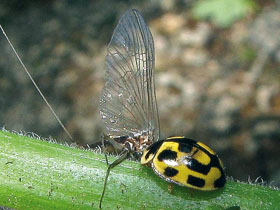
0, 0, 280, 187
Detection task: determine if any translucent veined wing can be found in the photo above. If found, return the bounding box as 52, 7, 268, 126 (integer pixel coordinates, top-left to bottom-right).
99, 9, 160, 142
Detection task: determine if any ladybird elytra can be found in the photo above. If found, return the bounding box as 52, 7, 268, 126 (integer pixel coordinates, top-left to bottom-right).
141, 137, 226, 191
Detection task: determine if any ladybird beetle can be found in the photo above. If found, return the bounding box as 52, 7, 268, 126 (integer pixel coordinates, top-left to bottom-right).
141, 136, 226, 190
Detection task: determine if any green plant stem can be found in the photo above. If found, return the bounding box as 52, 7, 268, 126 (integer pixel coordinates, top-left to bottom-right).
0, 130, 279, 210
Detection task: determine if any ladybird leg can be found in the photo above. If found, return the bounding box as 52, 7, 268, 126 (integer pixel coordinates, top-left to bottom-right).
168, 183, 173, 193
99, 150, 130, 209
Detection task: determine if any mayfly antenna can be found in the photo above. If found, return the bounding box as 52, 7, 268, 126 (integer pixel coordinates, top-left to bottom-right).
0, 24, 74, 141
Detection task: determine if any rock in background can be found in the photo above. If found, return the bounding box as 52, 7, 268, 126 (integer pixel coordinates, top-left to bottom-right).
0, 1, 280, 187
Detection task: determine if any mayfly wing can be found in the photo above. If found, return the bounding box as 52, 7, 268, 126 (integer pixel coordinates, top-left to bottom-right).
99, 9, 160, 142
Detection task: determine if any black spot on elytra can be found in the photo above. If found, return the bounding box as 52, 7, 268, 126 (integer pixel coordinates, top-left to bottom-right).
157, 150, 177, 161
144, 140, 164, 160
186, 150, 224, 175
187, 158, 211, 175
178, 143, 192, 153
214, 170, 226, 188
209, 155, 220, 167
187, 175, 205, 188
164, 167, 178, 177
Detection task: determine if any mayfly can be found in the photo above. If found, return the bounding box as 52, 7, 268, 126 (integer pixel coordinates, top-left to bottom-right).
99, 9, 226, 208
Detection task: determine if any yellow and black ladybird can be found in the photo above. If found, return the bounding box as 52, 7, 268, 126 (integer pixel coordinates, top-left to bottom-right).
141, 136, 226, 190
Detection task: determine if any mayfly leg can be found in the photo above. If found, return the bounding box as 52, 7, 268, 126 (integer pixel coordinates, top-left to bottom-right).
101, 133, 110, 165
99, 150, 130, 209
